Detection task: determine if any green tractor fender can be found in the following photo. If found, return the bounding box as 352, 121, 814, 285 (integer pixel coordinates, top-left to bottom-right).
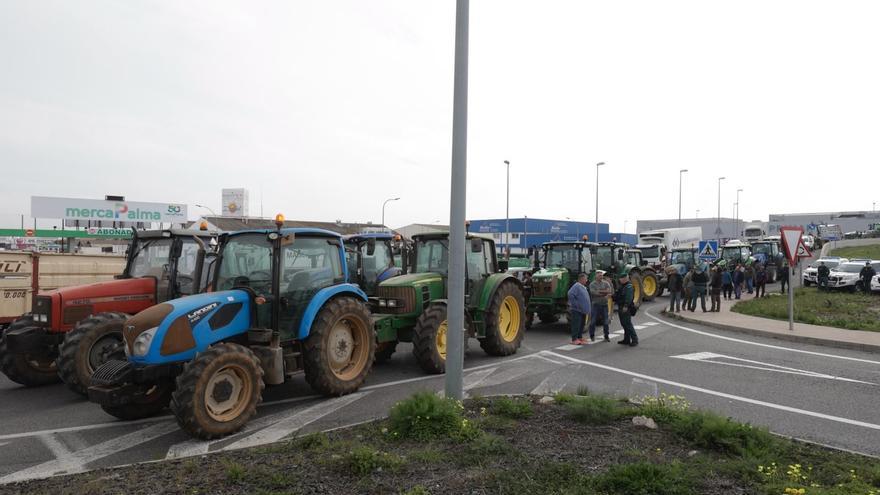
475, 273, 523, 314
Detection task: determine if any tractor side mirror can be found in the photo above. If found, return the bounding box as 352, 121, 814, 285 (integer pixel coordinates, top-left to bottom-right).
497, 260, 509, 272
366, 239, 376, 256
170, 241, 183, 259
470, 238, 483, 253
617, 250, 624, 261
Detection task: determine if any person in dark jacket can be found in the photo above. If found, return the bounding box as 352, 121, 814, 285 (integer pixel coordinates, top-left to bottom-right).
710, 266, 723, 311
754, 263, 767, 298
744, 263, 755, 294
860, 262, 876, 294
691, 264, 709, 312
567, 273, 592, 345
614, 273, 638, 347
722, 266, 733, 300
779, 261, 790, 294
733, 264, 745, 299
666, 267, 683, 313
683, 267, 695, 311
817, 262, 830, 291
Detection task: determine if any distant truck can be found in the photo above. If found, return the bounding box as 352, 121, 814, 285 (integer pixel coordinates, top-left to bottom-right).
743, 224, 765, 243
637, 227, 702, 256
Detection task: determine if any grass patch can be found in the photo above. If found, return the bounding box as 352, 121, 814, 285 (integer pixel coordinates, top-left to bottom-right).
639, 393, 692, 424
565, 394, 630, 424
594, 461, 695, 495
389, 392, 479, 442
732, 288, 880, 331
829, 244, 880, 260
669, 410, 776, 457
456, 432, 515, 467
491, 396, 533, 419
222, 459, 247, 483
341, 445, 405, 476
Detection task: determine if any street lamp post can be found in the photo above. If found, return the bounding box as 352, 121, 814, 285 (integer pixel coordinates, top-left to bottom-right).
696, 209, 700, 218
195, 204, 218, 216
381, 197, 400, 231
595, 162, 605, 242
678, 169, 688, 227
504, 160, 510, 261
624, 220, 628, 233
716, 177, 726, 240
735, 189, 743, 239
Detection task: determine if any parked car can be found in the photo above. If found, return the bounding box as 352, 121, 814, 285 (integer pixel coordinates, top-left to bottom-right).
872, 274, 880, 293
828, 261, 880, 292
802, 235, 815, 250
803, 257, 847, 286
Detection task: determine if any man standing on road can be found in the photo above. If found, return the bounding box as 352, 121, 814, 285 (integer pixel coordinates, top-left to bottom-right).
683, 267, 695, 311
666, 266, 683, 312
567, 273, 591, 345
722, 264, 733, 300
710, 265, 723, 311
859, 262, 876, 294
779, 260, 790, 294
614, 272, 638, 347
588, 271, 613, 342
745, 261, 755, 294
691, 263, 709, 312
733, 263, 745, 299
817, 261, 830, 292
754, 263, 767, 298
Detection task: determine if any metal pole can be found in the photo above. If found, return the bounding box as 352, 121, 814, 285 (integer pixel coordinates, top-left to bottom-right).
445, 0, 468, 401
717, 177, 725, 240
789, 263, 795, 331
504, 160, 510, 260
382, 197, 400, 231
678, 169, 687, 227
735, 188, 742, 239
523, 215, 528, 252
595, 162, 605, 241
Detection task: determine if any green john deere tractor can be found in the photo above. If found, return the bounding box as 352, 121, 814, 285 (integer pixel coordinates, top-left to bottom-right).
526, 241, 594, 328
626, 249, 659, 301
370, 232, 526, 373
589, 242, 644, 306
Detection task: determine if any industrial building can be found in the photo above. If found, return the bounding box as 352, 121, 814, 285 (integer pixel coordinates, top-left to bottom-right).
466, 218, 636, 255
767, 211, 880, 237
636, 217, 739, 243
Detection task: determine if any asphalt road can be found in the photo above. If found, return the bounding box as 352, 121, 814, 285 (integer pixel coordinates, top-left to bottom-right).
1, 292, 879, 486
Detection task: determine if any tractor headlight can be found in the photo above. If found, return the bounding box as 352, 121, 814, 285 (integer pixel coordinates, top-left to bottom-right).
36, 314, 48, 323
132, 327, 158, 357
378, 299, 388, 307
386, 299, 400, 308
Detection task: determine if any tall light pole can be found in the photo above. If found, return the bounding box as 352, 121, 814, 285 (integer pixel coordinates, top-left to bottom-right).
595, 162, 605, 242
624, 220, 628, 233
445, 0, 468, 401
381, 197, 400, 231
735, 188, 743, 239
678, 169, 688, 227
696, 209, 700, 218
195, 204, 218, 216
716, 177, 726, 240
504, 160, 510, 260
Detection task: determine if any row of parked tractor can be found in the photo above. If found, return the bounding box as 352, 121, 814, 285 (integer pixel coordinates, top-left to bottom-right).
0, 217, 532, 440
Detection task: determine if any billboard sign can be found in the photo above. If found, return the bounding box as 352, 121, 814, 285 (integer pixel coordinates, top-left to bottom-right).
221, 188, 249, 217
31, 196, 187, 223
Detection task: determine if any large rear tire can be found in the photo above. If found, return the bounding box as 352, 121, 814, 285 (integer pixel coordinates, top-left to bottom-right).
629, 272, 643, 307
0, 315, 60, 387
171, 343, 264, 439
58, 312, 127, 396
303, 297, 375, 396
479, 281, 526, 357
412, 304, 449, 374
640, 270, 658, 301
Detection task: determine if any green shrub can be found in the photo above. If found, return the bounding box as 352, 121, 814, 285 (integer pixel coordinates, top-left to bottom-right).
456, 432, 515, 467
670, 410, 776, 456
639, 393, 692, 423
554, 392, 576, 404
594, 462, 694, 495
295, 432, 330, 451
342, 445, 405, 476
222, 459, 247, 483
389, 392, 479, 441
491, 396, 533, 419
565, 394, 626, 425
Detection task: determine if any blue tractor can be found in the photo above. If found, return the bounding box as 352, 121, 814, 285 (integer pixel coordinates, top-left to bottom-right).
88, 217, 376, 439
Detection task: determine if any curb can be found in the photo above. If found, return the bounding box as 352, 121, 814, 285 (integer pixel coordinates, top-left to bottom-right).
660, 310, 880, 354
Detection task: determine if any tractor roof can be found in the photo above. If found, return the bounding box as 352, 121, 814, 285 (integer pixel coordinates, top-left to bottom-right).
343, 232, 396, 243
137, 228, 219, 239
225, 227, 342, 238
586, 242, 629, 248
412, 231, 485, 242
542, 241, 591, 249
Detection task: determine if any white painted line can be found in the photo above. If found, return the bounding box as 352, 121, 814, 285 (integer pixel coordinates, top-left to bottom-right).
475, 358, 560, 389
612, 330, 625, 335
543, 350, 880, 431
531, 353, 567, 366
642, 322, 659, 327
530, 366, 578, 396
37, 434, 76, 474
633, 325, 647, 330
1, 422, 181, 484
555, 344, 582, 351
0, 415, 172, 443
586, 334, 622, 345
671, 352, 877, 386
645, 310, 880, 366
223, 392, 368, 451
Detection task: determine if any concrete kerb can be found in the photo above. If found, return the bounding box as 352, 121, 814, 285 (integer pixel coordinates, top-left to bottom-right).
661, 310, 880, 354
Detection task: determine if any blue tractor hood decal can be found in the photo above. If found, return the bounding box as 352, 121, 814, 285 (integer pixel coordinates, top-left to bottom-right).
130, 290, 253, 365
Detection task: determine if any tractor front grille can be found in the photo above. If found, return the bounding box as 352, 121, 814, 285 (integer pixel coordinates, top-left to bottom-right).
375, 286, 416, 314
531, 278, 558, 296
90, 360, 133, 386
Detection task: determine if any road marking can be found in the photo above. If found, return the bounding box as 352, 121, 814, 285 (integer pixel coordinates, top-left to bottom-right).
223, 392, 369, 451
642, 322, 659, 326
633, 325, 647, 330
543, 350, 880, 431
37, 434, 76, 474
475, 358, 560, 389
530, 365, 579, 396
532, 353, 566, 366
671, 352, 877, 385
645, 310, 880, 366
0, 422, 181, 484
556, 344, 581, 351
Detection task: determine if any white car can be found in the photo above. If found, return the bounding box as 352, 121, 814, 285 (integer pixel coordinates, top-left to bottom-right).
803, 257, 847, 286
828, 261, 880, 292
872, 274, 880, 293
802, 235, 815, 250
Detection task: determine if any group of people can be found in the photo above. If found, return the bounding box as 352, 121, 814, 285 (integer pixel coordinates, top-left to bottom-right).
665, 259, 792, 313
567, 270, 639, 347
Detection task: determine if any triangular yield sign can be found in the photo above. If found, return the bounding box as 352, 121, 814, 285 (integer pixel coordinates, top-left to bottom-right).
780, 227, 803, 264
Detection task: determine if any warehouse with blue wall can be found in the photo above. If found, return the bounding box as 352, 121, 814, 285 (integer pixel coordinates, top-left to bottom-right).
468, 218, 636, 255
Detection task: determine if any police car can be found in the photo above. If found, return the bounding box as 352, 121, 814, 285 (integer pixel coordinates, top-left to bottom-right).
802, 257, 847, 286
872, 274, 880, 293
828, 260, 880, 292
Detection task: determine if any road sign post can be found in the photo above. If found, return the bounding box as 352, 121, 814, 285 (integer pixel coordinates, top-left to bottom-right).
780, 226, 804, 332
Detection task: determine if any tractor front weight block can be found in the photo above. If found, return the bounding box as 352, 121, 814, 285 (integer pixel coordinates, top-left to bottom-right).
4, 326, 64, 354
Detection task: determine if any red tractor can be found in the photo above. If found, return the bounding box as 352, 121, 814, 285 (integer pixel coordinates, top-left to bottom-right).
0, 228, 217, 395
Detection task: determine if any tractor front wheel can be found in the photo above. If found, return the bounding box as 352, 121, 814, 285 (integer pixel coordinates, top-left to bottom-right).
171, 343, 264, 439
303, 297, 375, 396
412, 305, 450, 374
58, 312, 127, 396
0, 316, 60, 387
479, 282, 526, 356
640, 271, 658, 301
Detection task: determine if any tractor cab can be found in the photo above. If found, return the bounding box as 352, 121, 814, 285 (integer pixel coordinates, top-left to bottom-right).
524, 241, 594, 326
588, 242, 629, 275
405, 233, 500, 305
721, 241, 752, 266
343, 233, 405, 296
626, 250, 648, 268
542, 241, 594, 277
668, 248, 699, 273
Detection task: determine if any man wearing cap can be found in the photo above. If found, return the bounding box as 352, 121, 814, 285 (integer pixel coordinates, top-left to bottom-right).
860, 262, 876, 294
817, 261, 830, 292
588, 271, 613, 342
614, 272, 638, 347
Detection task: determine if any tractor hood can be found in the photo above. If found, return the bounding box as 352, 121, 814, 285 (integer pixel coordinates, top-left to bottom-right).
531, 267, 567, 280
378, 272, 443, 288
40, 277, 157, 330
125, 289, 252, 364
44, 277, 157, 303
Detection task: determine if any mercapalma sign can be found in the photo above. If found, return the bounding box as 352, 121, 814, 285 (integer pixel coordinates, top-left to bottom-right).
31, 196, 187, 223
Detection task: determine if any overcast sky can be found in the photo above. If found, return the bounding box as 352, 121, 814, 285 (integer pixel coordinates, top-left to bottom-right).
2, 1, 878, 233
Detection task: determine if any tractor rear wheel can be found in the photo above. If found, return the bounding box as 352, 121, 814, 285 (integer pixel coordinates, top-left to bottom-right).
479, 282, 526, 356
303, 297, 374, 396
102, 382, 172, 421
412, 305, 449, 374
374, 341, 398, 364
171, 343, 264, 439
629, 272, 643, 306
0, 315, 60, 387
58, 312, 127, 396
640, 270, 658, 301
